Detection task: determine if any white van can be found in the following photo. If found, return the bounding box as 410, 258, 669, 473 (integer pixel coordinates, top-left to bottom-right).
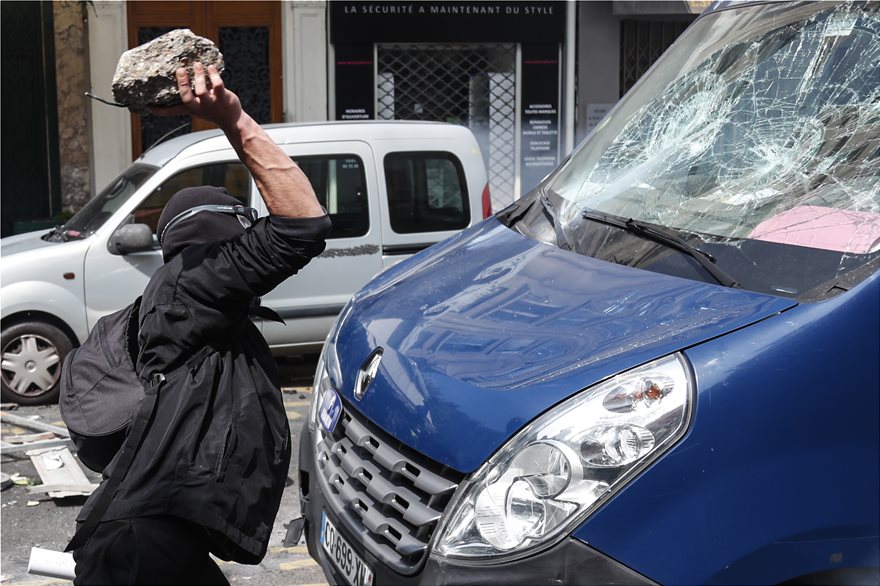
0, 121, 490, 405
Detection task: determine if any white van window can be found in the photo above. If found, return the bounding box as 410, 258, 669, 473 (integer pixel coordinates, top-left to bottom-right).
384, 152, 470, 234
293, 155, 369, 239
134, 162, 250, 235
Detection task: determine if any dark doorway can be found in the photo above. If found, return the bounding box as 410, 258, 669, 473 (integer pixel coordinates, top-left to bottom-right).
1, 1, 61, 237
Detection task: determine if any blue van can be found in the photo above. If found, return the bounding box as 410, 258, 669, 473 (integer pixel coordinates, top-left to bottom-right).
298, 2, 880, 584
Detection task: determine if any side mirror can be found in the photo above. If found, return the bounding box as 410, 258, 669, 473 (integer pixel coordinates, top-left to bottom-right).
107, 223, 155, 255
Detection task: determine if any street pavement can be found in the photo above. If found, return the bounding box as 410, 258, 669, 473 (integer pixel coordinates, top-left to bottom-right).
0, 355, 327, 586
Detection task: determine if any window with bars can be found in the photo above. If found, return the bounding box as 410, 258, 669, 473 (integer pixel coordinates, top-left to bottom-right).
137, 25, 272, 154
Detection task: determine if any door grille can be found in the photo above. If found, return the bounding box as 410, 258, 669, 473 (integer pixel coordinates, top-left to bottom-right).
377, 44, 517, 211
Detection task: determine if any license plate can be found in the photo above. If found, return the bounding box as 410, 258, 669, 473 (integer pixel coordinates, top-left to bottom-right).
321, 511, 374, 586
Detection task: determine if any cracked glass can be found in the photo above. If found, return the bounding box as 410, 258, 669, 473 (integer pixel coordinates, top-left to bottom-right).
531, 2, 879, 299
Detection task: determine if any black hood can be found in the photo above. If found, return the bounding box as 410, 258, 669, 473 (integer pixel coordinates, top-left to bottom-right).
157, 186, 247, 262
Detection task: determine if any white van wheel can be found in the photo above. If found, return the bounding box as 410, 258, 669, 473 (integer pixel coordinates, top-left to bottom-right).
0, 321, 73, 405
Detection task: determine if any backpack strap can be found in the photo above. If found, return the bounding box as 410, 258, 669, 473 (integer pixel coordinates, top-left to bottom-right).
65, 372, 166, 552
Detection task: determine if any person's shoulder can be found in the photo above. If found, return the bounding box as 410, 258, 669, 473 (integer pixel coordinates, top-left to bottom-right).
142, 255, 187, 304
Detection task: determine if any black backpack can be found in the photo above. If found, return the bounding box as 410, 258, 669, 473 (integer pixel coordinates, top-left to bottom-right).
59, 297, 208, 551
60, 297, 143, 473
59, 296, 280, 473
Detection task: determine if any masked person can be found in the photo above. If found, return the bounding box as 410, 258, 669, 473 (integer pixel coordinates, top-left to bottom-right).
67, 63, 330, 585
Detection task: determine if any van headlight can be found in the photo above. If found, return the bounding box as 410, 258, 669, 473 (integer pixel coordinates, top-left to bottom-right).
309, 303, 353, 429
432, 354, 693, 560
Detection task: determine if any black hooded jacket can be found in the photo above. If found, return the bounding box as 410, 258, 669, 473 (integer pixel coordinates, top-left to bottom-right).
75, 187, 331, 563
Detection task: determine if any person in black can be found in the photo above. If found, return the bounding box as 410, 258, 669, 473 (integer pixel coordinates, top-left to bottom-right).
70, 62, 330, 584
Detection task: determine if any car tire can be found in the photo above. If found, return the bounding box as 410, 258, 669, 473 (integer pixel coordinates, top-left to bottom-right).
0, 321, 73, 406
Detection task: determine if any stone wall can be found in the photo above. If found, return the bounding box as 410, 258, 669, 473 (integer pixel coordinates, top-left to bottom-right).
53, 0, 91, 214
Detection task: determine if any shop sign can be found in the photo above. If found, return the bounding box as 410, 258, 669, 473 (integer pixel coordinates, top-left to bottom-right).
520, 44, 561, 194
331, 1, 565, 43
335, 44, 374, 121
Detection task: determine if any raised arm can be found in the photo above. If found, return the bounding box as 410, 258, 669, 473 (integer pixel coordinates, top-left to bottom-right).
149, 62, 324, 219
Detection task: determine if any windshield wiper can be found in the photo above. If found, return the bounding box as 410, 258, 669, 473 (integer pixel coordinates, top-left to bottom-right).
582, 210, 740, 288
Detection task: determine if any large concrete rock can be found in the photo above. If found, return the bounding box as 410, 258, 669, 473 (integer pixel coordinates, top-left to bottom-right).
111, 29, 225, 112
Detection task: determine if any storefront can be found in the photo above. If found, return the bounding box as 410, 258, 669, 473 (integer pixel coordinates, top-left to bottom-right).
0, 1, 705, 234
330, 1, 570, 207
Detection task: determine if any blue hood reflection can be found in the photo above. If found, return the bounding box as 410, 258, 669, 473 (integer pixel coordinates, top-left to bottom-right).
332, 219, 796, 472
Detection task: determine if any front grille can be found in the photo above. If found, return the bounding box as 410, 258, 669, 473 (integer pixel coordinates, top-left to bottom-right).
315, 405, 463, 574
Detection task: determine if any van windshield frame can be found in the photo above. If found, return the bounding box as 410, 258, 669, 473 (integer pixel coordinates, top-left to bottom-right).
54, 163, 157, 240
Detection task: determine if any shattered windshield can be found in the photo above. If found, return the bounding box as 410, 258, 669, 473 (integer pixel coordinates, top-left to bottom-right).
541, 2, 879, 297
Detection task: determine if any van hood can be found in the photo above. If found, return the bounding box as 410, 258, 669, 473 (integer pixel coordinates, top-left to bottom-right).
1, 231, 90, 290
331, 219, 796, 473
1, 230, 58, 255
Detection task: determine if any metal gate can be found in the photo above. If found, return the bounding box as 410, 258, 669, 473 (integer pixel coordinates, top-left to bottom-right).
377, 44, 517, 210
620, 19, 693, 97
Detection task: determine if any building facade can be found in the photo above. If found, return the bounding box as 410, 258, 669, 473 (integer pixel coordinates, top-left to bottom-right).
0, 0, 703, 236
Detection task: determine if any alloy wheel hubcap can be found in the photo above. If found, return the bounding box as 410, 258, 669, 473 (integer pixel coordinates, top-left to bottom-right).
1, 334, 61, 397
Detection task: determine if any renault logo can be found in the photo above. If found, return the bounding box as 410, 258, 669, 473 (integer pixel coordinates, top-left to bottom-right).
355, 348, 383, 400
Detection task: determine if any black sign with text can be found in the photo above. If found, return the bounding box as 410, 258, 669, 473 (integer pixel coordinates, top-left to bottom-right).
330, 1, 565, 43
520, 44, 560, 194
335, 44, 374, 121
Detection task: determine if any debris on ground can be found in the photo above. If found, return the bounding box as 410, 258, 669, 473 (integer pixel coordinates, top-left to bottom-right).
1, 410, 73, 456
28, 547, 76, 580
10, 473, 35, 486
27, 447, 96, 498
1, 411, 69, 436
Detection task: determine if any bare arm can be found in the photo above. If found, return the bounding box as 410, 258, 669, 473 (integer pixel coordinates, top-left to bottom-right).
149, 63, 324, 218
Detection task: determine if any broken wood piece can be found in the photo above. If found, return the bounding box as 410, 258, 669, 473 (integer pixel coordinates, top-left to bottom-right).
1, 412, 70, 437
27, 447, 93, 498
1, 438, 73, 456
28, 483, 98, 495
5, 432, 55, 444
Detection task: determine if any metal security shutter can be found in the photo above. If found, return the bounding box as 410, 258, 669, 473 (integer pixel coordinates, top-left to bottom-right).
619, 19, 692, 98
377, 44, 517, 211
